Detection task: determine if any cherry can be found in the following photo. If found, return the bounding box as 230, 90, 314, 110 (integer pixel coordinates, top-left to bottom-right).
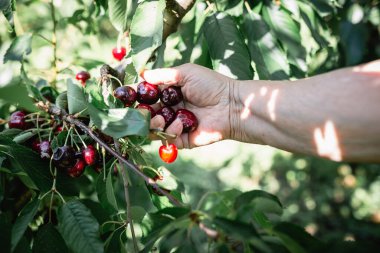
136, 81, 160, 105
82, 145, 98, 166
55, 125, 64, 134
32, 139, 41, 153
113, 86, 137, 107
39, 140, 52, 159
67, 159, 86, 178
8, 111, 27, 129
160, 86, 183, 106
159, 144, 178, 163
53, 146, 76, 169
156, 106, 175, 128
136, 104, 156, 118
112, 47, 126, 61
75, 71, 91, 86
175, 109, 198, 133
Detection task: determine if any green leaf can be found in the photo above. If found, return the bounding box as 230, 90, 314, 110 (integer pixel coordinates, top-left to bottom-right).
58, 200, 104, 253
340, 21, 368, 66
11, 198, 40, 252
243, 11, 290, 80
272, 222, 322, 253
234, 190, 283, 215
0, 78, 37, 112
67, 79, 88, 115
108, 0, 131, 32
32, 223, 69, 253
198, 189, 241, 218
96, 171, 118, 213
0, 213, 12, 253
1, 0, 14, 30
262, 3, 307, 74
88, 104, 150, 138
213, 216, 259, 240
0, 136, 51, 192
4, 34, 32, 63
203, 12, 253, 80
130, 0, 165, 73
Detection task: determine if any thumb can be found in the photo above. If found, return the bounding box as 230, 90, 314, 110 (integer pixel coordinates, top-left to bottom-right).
141, 68, 182, 86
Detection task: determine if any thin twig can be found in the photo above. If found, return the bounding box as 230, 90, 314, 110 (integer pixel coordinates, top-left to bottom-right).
114, 139, 138, 253
49, 0, 58, 89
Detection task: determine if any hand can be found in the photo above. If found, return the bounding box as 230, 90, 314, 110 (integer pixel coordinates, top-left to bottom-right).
144, 63, 236, 149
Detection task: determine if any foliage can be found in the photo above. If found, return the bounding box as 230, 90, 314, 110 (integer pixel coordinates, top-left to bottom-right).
0, 0, 379, 253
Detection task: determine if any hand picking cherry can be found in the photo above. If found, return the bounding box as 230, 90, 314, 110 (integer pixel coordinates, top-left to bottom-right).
159, 143, 178, 163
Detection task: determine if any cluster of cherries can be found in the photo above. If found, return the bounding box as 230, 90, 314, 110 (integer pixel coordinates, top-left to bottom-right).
113, 81, 198, 163
8, 110, 102, 178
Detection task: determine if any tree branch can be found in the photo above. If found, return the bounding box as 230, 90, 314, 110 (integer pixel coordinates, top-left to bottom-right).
163, 0, 196, 41
114, 139, 138, 253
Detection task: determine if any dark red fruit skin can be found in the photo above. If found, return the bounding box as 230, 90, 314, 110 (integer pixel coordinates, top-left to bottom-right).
39, 140, 52, 159
75, 71, 91, 86
113, 86, 137, 107
8, 111, 27, 130
53, 146, 76, 169
55, 125, 64, 134
136, 104, 156, 118
175, 109, 198, 133
67, 159, 86, 178
136, 81, 160, 105
156, 106, 175, 128
32, 139, 41, 153
112, 47, 126, 61
82, 145, 98, 166
160, 86, 183, 106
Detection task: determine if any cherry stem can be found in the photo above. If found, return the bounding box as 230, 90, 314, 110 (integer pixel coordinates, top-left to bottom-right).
107, 74, 123, 87
114, 139, 139, 253
73, 127, 87, 148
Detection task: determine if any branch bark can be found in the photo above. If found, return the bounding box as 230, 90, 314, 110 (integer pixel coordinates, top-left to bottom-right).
163, 0, 196, 41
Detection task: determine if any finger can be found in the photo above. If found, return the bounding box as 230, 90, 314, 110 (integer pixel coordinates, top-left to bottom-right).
149, 115, 165, 140
141, 68, 182, 86
161, 118, 187, 149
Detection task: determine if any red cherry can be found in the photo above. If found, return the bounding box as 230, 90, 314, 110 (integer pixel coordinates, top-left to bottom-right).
175, 109, 198, 133
136, 81, 160, 105
160, 86, 183, 106
156, 106, 175, 128
82, 145, 98, 166
67, 159, 86, 178
136, 104, 156, 118
113, 86, 137, 107
159, 144, 178, 163
8, 111, 27, 129
32, 139, 41, 152
55, 125, 64, 134
75, 71, 91, 86
112, 47, 126, 61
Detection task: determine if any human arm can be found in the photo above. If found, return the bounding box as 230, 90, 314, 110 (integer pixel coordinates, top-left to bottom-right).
145, 60, 380, 163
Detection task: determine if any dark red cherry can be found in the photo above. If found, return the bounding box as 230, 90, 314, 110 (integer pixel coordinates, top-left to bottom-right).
175, 109, 198, 133
39, 140, 52, 159
160, 86, 183, 106
8, 111, 27, 129
156, 106, 175, 128
53, 146, 76, 169
136, 81, 160, 105
67, 159, 86, 178
82, 145, 98, 166
55, 125, 63, 134
112, 47, 126, 61
75, 71, 91, 86
113, 86, 137, 107
32, 139, 41, 152
136, 104, 156, 118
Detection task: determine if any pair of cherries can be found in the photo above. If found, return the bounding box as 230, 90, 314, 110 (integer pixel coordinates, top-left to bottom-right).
114, 82, 198, 163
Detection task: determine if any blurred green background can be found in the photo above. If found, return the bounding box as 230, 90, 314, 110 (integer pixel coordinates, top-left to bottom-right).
1, 0, 380, 245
